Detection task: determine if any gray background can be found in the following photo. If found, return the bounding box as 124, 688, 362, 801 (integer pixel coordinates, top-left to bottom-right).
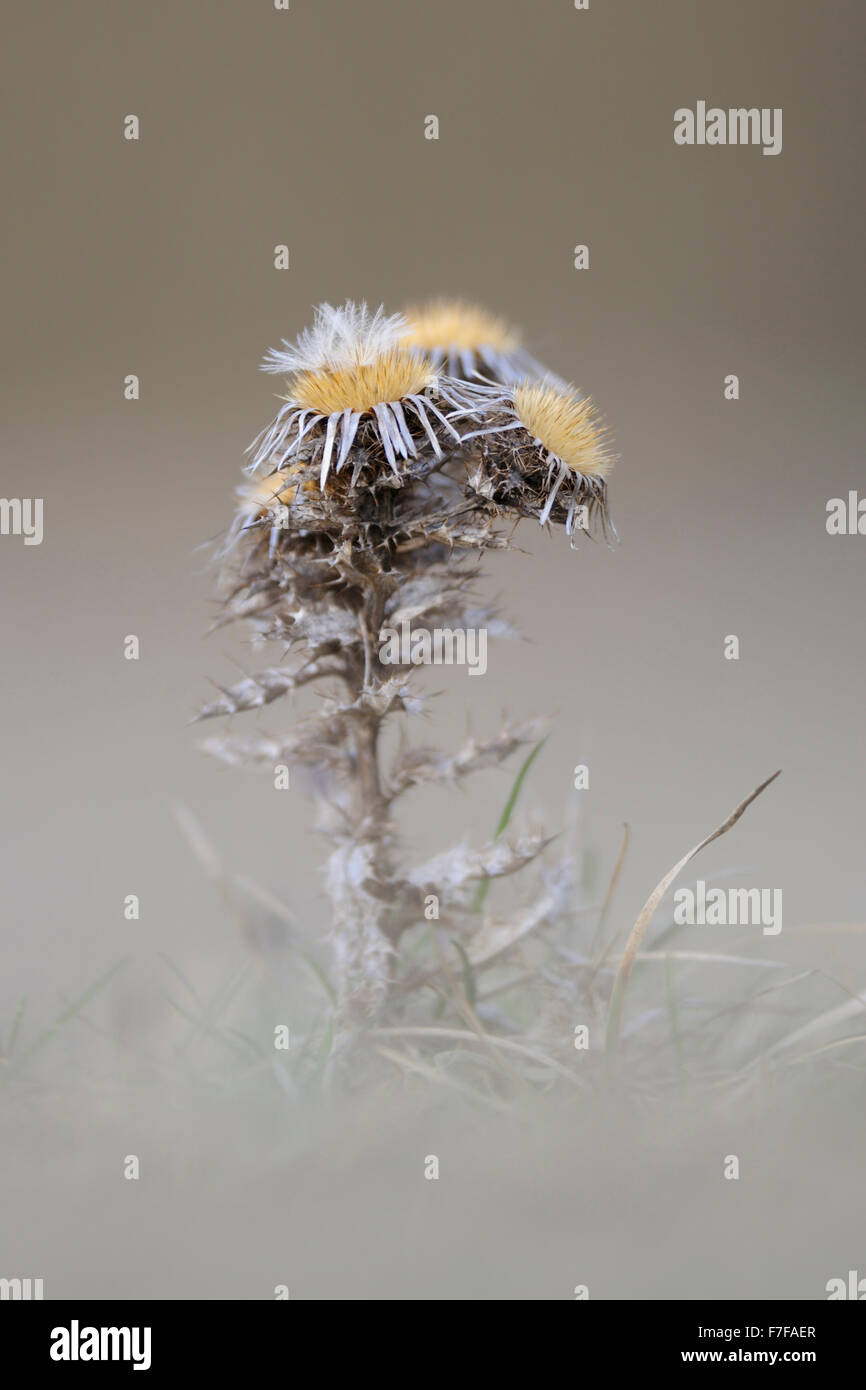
2, 0, 865, 1299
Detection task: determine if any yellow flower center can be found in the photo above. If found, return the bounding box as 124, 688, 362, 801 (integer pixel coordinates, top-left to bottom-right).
287, 351, 436, 416
246, 465, 316, 514
512, 383, 611, 477
402, 300, 518, 354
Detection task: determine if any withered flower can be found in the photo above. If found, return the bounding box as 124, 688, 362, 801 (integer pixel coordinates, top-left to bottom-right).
200, 301, 616, 1033
401, 298, 559, 385
248, 301, 464, 488
453, 379, 614, 538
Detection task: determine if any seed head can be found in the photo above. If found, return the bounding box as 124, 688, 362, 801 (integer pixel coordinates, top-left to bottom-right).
288, 352, 436, 417
402, 298, 557, 385
248, 301, 464, 488
511, 382, 612, 479
246, 465, 318, 513
453, 379, 614, 538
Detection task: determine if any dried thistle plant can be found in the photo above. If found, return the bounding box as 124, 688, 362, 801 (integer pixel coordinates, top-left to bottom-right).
197, 300, 613, 1039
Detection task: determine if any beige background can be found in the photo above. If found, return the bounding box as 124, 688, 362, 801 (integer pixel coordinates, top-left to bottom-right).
2, 0, 865, 1299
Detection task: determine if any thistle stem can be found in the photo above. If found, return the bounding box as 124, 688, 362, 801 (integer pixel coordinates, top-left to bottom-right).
325, 583, 397, 1031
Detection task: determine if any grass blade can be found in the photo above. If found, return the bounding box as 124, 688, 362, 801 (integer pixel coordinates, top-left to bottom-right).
4, 996, 27, 1061
591, 822, 630, 956
605, 770, 781, 1052
472, 735, 548, 912
15, 961, 127, 1066
451, 939, 477, 1007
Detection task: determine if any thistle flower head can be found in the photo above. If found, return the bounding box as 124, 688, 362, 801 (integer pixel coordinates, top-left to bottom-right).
287, 352, 436, 418
249, 301, 463, 489
245, 464, 316, 513
261, 301, 409, 376
401, 298, 557, 385
402, 299, 517, 360
510, 382, 612, 480
454, 379, 614, 538
222, 462, 320, 559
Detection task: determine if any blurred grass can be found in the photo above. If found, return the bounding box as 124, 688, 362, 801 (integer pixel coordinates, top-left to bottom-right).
3, 768, 865, 1118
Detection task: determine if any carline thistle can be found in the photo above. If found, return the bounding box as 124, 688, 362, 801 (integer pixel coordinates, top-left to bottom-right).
198, 300, 615, 1031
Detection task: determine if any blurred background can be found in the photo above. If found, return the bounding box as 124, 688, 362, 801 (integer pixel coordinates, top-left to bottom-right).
2, 0, 865, 1299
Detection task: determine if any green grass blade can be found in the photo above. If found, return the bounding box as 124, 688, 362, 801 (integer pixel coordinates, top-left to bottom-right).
451, 939, 477, 1007
4, 995, 27, 1060
15, 961, 127, 1066
472, 736, 548, 913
